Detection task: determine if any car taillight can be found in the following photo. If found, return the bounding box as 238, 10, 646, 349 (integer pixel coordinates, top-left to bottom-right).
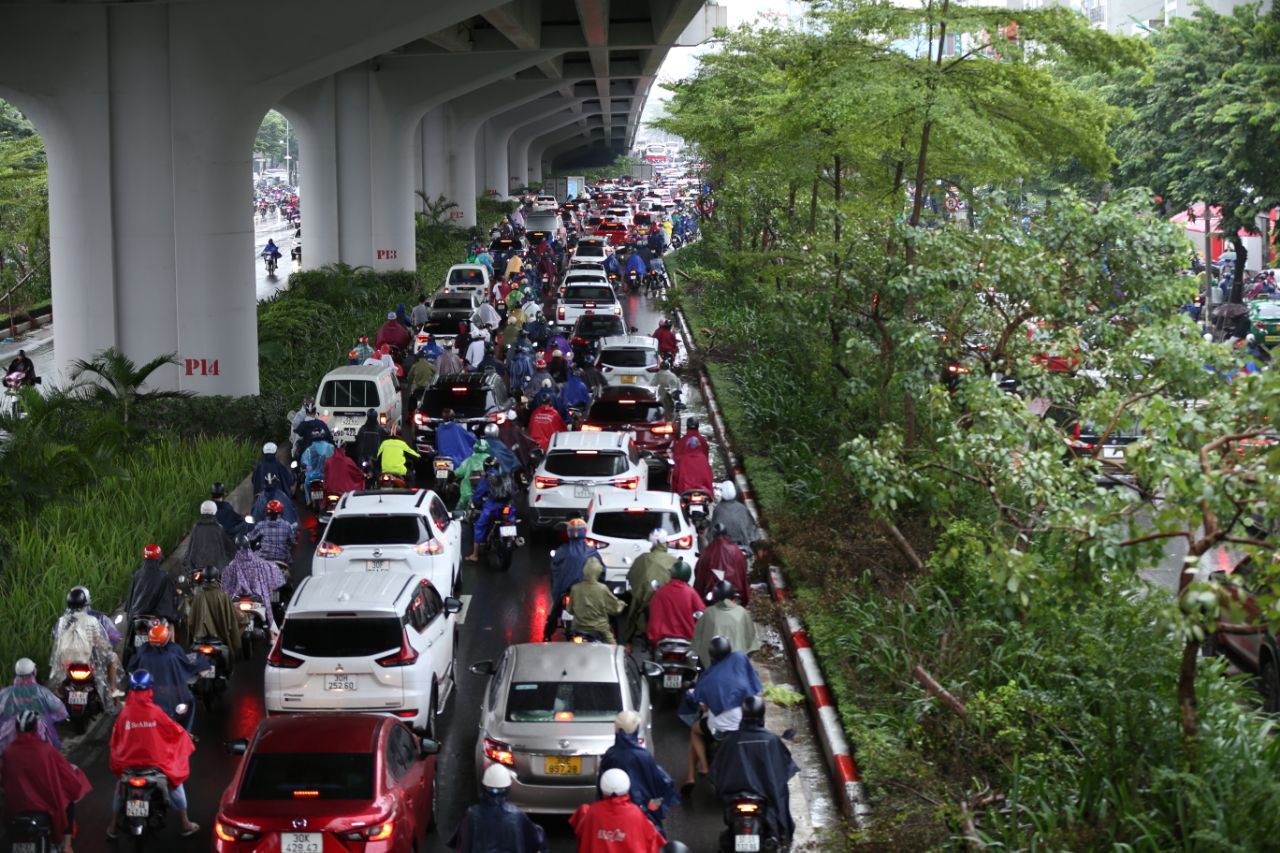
651, 424, 674, 434
558, 307, 566, 320
484, 737, 515, 766
414, 412, 427, 426
612, 306, 622, 315
535, 475, 562, 489
670, 534, 694, 550
646, 364, 660, 372
342, 822, 395, 843
416, 539, 443, 555
586, 537, 609, 549
316, 541, 343, 557
375, 629, 419, 667
610, 476, 640, 490
67, 663, 92, 681
571, 337, 588, 345
215, 820, 261, 843
266, 634, 303, 669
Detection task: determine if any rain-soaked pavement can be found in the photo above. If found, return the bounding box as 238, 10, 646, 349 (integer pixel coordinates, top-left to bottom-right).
57, 280, 839, 851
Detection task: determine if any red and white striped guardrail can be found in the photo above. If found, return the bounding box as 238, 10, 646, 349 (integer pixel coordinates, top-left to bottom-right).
670, 305, 871, 827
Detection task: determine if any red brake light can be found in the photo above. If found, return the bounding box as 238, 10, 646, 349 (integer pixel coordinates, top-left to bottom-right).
266, 634, 303, 669
484, 737, 516, 766
67, 663, 93, 681
375, 629, 419, 667
558, 307, 566, 320
127, 777, 148, 788
651, 424, 674, 434
198, 645, 215, 655
571, 337, 588, 345
416, 539, 443, 555
535, 475, 562, 489
292, 790, 320, 799
452, 386, 468, 393
670, 534, 694, 550
610, 476, 640, 490
237, 598, 255, 611
316, 541, 343, 557
624, 506, 647, 514
585, 537, 609, 549
414, 412, 427, 426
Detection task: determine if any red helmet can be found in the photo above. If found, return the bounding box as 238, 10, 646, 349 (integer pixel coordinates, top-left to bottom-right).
143, 544, 163, 560
359, 335, 369, 343
266, 499, 284, 516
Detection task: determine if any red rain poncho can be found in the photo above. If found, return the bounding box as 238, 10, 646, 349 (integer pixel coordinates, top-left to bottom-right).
108, 689, 194, 789
694, 536, 750, 605
2, 730, 91, 841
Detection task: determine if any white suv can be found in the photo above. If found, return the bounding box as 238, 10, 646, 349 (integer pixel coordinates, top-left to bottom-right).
529, 432, 649, 529
596, 335, 661, 388
555, 282, 622, 329
314, 490, 463, 598
266, 572, 461, 737
585, 491, 699, 595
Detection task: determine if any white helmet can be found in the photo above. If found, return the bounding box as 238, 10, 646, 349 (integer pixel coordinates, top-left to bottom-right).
263, 442, 278, 455
648, 528, 669, 545
14, 658, 35, 676
482, 764, 514, 790
718, 480, 738, 502
600, 768, 631, 797
200, 500, 217, 516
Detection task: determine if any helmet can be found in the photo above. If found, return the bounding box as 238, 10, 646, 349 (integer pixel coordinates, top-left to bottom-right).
614, 710, 642, 734
552, 348, 563, 358
263, 442, 278, 455
148, 624, 171, 646
567, 518, 588, 539
686, 417, 699, 432
670, 559, 692, 582
484, 424, 500, 438
366, 408, 378, 420
143, 544, 163, 560
482, 764, 514, 791
211, 482, 227, 499
14, 658, 35, 677
66, 586, 90, 610
742, 694, 766, 726
129, 670, 154, 692
660, 318, 671, 328
474, 439, 490, 454
600, 768, 631, 797
359, 335, 369, 344
235, 533, 252, 550
304, 399, 318, 416
483, 456, 499, 471
15, 710, 39, 733
649, 528, 669, 545
718, 480, 737, 502
714, 580, 739, 603
200, 500, 217, 516
442, 408, 456, 422
202, 565, 222, 582
661, 843, 692, 853
713, 522, 727, 538
387, 311, 398, 320
709, 636, 732, 664
661, 359, 673, 371
535, 357, 547, 368
266, 499, 284, 518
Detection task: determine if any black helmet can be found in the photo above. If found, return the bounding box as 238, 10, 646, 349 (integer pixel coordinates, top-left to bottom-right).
712, 580, 737, 603
203, 565, 222, 582
484, 456, 499, 471
709, 636, 732, 664
713, 522, 727, 538
661, 842, 691, 853
661, 358, 673, 371
304, 398, 317, 416
687, 417, 699, 431
211, 482, 227, 499
366, 408, 377, 420
235, 533, 252, 551
741, 694, 766, 726
442, 408, 456, 422
66, 586, 90, 610
15, 710, 39, 733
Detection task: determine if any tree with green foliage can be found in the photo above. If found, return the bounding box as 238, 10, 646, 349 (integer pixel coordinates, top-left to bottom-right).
254, 110, 297, 174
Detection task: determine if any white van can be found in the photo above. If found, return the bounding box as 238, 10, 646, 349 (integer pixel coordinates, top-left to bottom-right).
314, 365, 402, 444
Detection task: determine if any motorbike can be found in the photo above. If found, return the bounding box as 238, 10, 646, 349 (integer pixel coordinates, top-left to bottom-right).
124, 615, 170, 670
432, 456, 460, 506
6, 811, 55, 853
567, 405, 587, 431
234, 594, 268, 660
319, 489, 341, 523
477, 503, 523, 571
2, 368, 40, 389
378, 471, 407, 489
116, 763, 176, 846
189, 640, 229, 712
264, 253, 279, 275
720, 793, 782, 853
306, 475, 326, 510
626, 269, 642, 294
649, 637, 701, 703
58, 661, 104, 735
681, 489, 714, 532
645, 270, 668, 298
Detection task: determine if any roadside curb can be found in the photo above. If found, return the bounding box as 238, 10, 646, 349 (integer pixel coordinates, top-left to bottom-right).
670, 301, 871, 829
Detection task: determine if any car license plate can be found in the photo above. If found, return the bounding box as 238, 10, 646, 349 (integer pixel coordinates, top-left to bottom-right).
199, 669, 215, 679
620, 375, 636, 384
545, 755, 582, 775
436, 470, 449, 480
735, 835, 762, 852
367, 559, 385, 571
125, 799, 149, 818
325, 675, 357, 692
500, 524, 518, 537
574, 485, 593, 499
68, 690, 88, 705
12, 842, 35, 853
1102, 447, 1124, 460
663, 673, 683, 689
282, 833, 323, 853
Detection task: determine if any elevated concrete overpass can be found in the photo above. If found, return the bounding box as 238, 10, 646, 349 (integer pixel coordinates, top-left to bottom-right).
0, 0, 723, 395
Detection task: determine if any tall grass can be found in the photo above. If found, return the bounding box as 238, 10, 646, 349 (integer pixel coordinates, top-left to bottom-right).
1, 437, 255, 669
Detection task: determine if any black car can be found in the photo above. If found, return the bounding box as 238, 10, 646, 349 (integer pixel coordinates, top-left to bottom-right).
412, 372, 512, 458
422, 291, 478, 340
569, 314, 627, 366
488, 236, 526, 270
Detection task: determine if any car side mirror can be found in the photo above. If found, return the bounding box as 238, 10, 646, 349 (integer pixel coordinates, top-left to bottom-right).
451, 510, 466, 521
444, 597, 462, 615
469, 660, 496, 677
225, 738, 249, 756
419, 737, 440, 757
642, 660, 664, 679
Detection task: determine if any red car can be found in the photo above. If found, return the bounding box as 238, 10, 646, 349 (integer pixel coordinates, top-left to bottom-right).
582, 386, 676, 453
214, 714, 439, 852
596, 221, 629, 247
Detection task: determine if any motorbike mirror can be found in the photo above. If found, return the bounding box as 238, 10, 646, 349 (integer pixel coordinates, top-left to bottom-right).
469, 660, 496, 677
244, 515, 255, 525
548, 549, 556, 558
693, 611, 703, 621
175, 703, 189, 716
113, 612, 125, 625
641, 660, 664, 679
289, 460, 298, 469
419, 737, 441, 757
225, 739, 249, 756
444, 597, 463, 615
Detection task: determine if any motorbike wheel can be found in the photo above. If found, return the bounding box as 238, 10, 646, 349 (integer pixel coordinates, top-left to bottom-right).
241, 633, 254, 661
487, 541, 513, 572
72, 713, 89, 735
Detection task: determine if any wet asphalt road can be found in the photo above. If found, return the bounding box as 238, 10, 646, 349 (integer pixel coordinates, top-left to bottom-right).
64, 288, 725, 852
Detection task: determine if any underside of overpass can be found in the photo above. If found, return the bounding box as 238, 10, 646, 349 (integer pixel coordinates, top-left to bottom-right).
0, 0, 724, 395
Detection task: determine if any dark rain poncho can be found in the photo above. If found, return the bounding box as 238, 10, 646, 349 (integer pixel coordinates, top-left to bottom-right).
448, 789, 549, 852
184, 516, 235, 571
710, 718, 800, 841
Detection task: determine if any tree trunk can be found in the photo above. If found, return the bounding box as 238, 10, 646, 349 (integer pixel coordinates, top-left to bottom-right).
808, 176, 819, 235
1177, 636, 1199, 741
787, 181, 798, 226
833, 154, 843, 245
1229, 234, 1248, 304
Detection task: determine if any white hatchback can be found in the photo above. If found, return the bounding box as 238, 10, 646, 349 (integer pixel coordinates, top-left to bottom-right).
584, 491, 699, 595
596, 335, 661, 388
314, 490, 463, 598
265, 571, 461, 737
528, 431, 649, 529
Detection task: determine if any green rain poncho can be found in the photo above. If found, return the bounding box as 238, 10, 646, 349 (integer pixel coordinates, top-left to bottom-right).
454, 439, 491, 510
568, 557, 625, 643
622, 542, 676, 643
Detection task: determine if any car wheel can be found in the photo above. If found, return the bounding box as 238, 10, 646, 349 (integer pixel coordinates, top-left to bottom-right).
427, 771, 440, 833
423, 683, 439, 741
1263, 658, 1280, 713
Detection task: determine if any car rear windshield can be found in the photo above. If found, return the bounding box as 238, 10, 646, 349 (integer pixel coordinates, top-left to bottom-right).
490, 239, 519, 252
565, 286, 614, 302
281, 617, 402, 658
506, 681, 623, 722
576, 245, 605, 257
421, 385, 489, 418
324, 514, 424, 546
592, 510, 680, 539
544, 450, 630, 477
600, 348, 656, 368
239, 752, 374, 801
588, 400, 665, 423
633, 213, 652, 225
448, 269, 485, 285
320, 380, 379, 409
1254, 303, 1280, 319
575, 317, 625, 337
432, 297, 473, 311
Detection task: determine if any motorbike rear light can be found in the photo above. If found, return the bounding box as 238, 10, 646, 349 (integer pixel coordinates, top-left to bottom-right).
688, 493, 707, 504
316, 541, 343, 557
610, 477, 640, 490
670, 534, 694, 550
535, 475, 562, 489
484, 737, 516, 766
67, 663, 93, 681
375, 629, 419, 667
663, 651, 686, 660
198, 645, 215, 655
326, 494, 340, 502
379, 414, 388, 425
735, 802, 761, 814
237, 598, 255, 611
266, 635, 303, 670
651, 424, 674, 434
127, 777, 149, 788
416, 539, 443, 555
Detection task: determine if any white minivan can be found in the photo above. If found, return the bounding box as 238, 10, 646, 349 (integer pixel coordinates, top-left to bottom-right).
314, 365, 401, 444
